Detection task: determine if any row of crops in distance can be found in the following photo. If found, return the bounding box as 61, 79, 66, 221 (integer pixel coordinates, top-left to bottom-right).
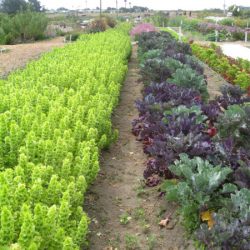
132, 27, 250, 249
192, 43, 250, 91
160, 26, 250, 92
0, 24, 131, 249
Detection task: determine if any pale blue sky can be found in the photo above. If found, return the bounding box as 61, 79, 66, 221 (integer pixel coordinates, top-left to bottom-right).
40, 0, 250, 10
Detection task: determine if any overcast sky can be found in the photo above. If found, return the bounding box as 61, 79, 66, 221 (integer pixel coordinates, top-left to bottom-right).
39, 0, 250, 10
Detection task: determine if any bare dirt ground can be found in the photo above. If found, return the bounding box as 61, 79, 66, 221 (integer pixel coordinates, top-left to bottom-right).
0, 37, 65, 78
84, 46, 194, 250
203, 64, 229, 99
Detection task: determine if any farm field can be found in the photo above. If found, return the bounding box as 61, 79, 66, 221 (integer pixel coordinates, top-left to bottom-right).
0, 1, 250, 249
84, 42, 236, 250
2, 23, 249, 250
85, 45, 193, 250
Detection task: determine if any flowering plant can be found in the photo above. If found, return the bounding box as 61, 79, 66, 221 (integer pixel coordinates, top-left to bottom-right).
130, 23, 157, 37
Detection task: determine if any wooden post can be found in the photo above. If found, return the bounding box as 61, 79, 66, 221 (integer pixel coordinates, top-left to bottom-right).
215, 30, 219, 42
179, 26, 182, 41
245, 28, 250, 43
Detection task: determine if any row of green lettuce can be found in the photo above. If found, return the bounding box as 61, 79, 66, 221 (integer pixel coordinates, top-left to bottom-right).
132, 28, 250, 249
0, 24, 131, 249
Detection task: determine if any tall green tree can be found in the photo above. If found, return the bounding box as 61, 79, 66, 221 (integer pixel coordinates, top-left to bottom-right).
0, 0, 27, 14
27, 0, 42, 12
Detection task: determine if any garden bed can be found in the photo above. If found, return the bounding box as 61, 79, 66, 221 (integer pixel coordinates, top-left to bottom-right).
0, 24, 131, 249
132, 29, 250, 249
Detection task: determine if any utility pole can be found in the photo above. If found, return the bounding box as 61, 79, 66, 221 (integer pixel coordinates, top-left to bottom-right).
116, 0, 119, 17
223, 0, 226, 15
100, 0, 102, 17
125, 0, 127, 9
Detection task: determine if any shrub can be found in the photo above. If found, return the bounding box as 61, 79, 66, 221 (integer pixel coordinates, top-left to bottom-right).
86, 18, 108, 33
150, 11, 169, 27
0, 11, 48, 44
12, 11, 48, 41
103, 15, 117, 28
130, 23, 157, 37
65, 32, 81, 42
86, 16, 117, 34
182, 18, 199, 32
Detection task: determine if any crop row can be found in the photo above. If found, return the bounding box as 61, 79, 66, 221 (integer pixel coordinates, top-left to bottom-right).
192, 43, 250, 91
132, 30, 250, 249
0, 24, 131, 249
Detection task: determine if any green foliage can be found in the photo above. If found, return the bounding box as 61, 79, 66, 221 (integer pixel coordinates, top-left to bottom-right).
216, 105, 250, 149
167, 105, 207, 124
162, 154, 232, 232
0, 11, 48, 44
119, 212, 132, 225
0, 0, 42, 14
170, 67, 209, 100
182, 18, 200, 32
12, 11, 48, 41
150, 11, 169, 27
196, 188, 250, 249
64, 32, 80, 42
27, 0, 42, 12
167, 16, 185, 27
139, 49, 162, 64
0, 25, 131, 249
0, 207, 14, 245
191, 43, 250, 90
125, 234, 140, 250
0, 0, 27, 14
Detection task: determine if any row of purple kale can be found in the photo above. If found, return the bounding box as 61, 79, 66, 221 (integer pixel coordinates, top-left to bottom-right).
132, 30, 250, 249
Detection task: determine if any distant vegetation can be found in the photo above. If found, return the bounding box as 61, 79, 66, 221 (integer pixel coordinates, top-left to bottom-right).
0, 0, 43, 14
0, 0, 48, 44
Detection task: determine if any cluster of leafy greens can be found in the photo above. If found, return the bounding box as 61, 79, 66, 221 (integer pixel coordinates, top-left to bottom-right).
162, 154, 233, 232
138, 31, 208, 100
133, 30, 250, 249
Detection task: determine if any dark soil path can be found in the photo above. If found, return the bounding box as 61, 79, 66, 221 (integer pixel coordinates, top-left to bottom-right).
84, 45, 193, 250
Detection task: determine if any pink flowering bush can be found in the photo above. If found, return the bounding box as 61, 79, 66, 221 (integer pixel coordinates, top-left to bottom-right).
130, 23, 157, 37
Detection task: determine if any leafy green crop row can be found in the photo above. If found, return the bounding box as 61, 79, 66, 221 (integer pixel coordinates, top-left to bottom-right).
192, 43, 250, 90
0, 24, 131, 249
